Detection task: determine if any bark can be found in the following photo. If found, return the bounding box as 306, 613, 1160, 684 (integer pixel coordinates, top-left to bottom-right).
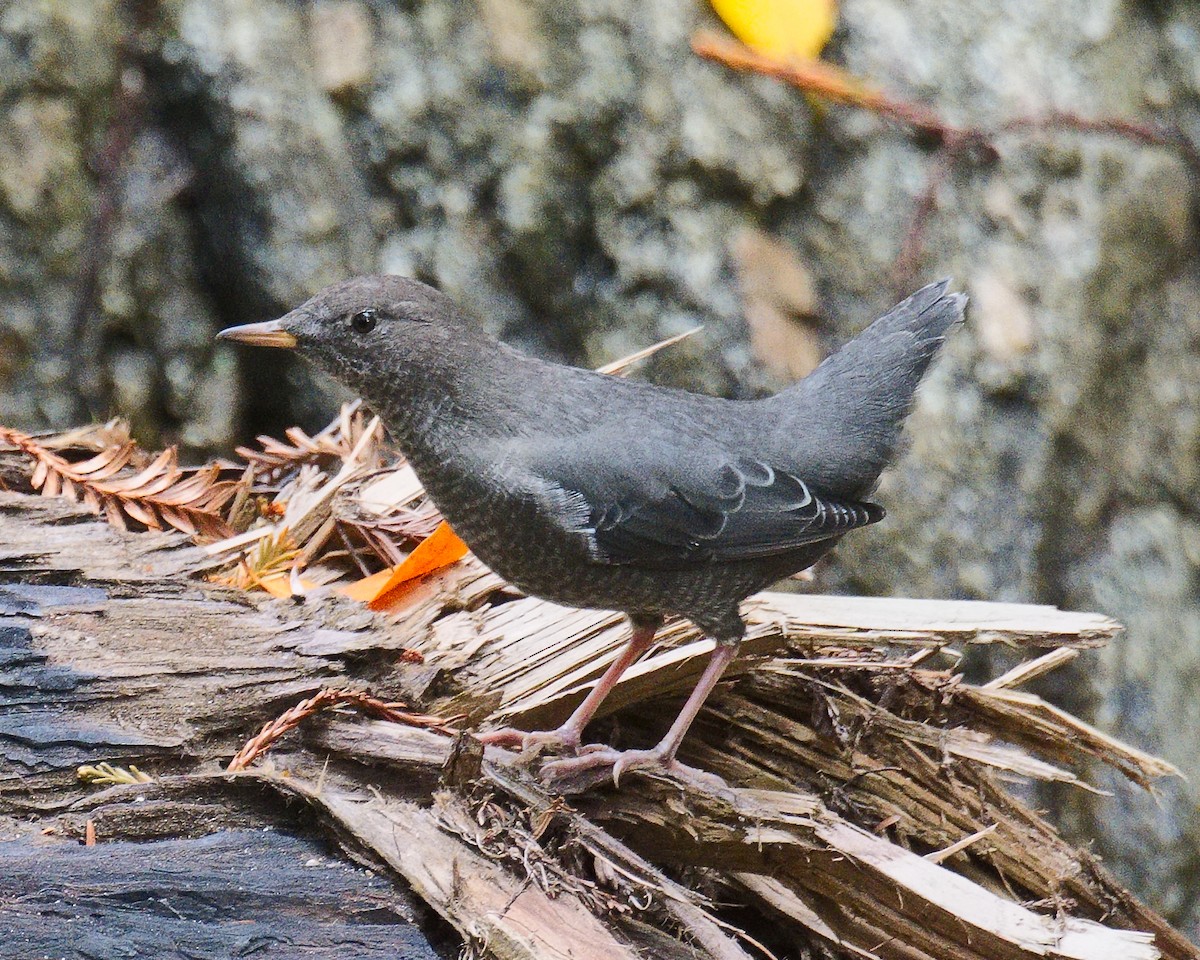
0, 490, 1194, 960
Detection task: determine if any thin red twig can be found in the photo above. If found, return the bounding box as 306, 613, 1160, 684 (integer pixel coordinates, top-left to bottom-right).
692, 30, 1199, 292
691, 32, 961, 143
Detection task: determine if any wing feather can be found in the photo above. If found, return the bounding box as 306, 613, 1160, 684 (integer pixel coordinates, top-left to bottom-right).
521, 440, 883, 570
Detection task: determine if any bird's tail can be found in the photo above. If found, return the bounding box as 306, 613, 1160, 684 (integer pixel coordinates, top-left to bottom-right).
767, 280, 966, 496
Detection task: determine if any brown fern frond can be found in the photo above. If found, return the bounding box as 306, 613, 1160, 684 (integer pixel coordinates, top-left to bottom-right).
337, 507, 444, 567
237, 401, 384, 483
227, 687, 457, 772
36, 419, 138, 455
0, 427, 239, 540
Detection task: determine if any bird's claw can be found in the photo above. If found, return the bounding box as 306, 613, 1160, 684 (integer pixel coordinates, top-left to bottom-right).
577, 742, 615, 756
611, 749, 657, 787
537, 746, 650, 787
539, 745, 729, 794
477, 725, 582, 759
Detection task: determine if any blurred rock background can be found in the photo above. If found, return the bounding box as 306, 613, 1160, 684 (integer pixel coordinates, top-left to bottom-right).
2, 0, 1198, 934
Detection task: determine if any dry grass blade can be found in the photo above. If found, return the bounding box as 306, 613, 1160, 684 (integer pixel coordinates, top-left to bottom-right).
597, 327, 703, 376
0, 426, 239, 539
77, 762, 155, 786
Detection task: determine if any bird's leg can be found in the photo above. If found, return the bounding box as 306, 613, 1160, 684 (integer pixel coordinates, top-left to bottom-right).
539, 640, 738, 789
477, 617, 662, 756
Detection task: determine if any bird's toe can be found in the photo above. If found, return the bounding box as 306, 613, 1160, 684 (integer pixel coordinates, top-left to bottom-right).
538, 747, 624, 788
577, 742, 617, 755
539, 746, 730, 794
518, 726, 582, 760
611, 749, 662, 787
476, 727, 528, 750
477, 725, 582, 758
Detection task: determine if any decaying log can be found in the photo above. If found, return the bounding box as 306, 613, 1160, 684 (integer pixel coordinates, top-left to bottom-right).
0, 824, 441, 959
0, 490, 1196, 960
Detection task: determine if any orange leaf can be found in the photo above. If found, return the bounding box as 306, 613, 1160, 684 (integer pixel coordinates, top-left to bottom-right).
339, 521, 469, 607
338, 566, 393, 602
257, 573, 295, 599
256, 571, 317, 598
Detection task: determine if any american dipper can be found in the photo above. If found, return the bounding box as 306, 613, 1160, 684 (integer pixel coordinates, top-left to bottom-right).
219, 277, 964, 786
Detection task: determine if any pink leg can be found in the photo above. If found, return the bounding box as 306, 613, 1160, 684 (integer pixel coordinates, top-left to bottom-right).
539, 641, 739, 788
478, 618, 660, 755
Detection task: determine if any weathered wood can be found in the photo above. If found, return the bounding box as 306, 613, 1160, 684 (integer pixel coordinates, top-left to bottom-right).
307, 718, 1183, 960
418, 567, 1121, 728
0, 492, 759, 958
0, 823, 443, 959
297, 782, 647, 960
309, 719, 757, 960
0, 489, 1195, 960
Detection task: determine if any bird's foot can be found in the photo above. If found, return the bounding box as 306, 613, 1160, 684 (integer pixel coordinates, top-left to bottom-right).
539, 745, 729, 793
477, 725, 582, 760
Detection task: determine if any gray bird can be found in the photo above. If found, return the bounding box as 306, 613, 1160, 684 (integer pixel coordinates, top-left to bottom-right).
219, 277, 964, 786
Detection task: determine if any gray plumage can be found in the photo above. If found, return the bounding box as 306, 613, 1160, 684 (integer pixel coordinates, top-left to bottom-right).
233, 276, 964, 644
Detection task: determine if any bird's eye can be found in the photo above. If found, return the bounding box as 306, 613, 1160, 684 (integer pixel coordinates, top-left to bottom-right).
350, 309, 378, 335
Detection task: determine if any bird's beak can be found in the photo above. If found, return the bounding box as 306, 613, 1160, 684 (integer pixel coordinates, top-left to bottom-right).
216, 318, 298, 348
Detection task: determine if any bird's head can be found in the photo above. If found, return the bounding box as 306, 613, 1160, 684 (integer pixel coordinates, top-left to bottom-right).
218, 275, 491, 407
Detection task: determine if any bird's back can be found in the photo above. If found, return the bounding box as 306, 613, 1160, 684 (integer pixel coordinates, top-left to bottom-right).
508, 280, 963, 502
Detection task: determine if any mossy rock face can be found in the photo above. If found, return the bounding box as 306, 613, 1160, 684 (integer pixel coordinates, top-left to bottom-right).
3, 0, 1200, 934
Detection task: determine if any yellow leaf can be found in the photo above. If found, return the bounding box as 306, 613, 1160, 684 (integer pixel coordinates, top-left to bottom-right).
339, 521, 469, 607
709, 0, 837, 61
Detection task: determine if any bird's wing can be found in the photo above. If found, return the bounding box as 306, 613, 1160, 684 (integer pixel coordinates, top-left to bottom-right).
515, 436, 883, 570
